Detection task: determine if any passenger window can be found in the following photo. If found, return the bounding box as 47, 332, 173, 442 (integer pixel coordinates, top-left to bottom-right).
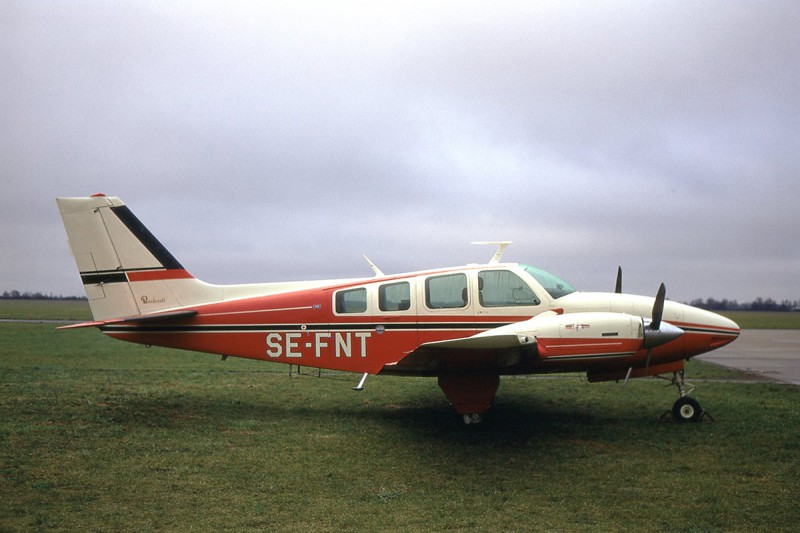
379, 282, 411, 312
426, 273, 468, 309
335, 288, 367, 313
479, 270, 540, 307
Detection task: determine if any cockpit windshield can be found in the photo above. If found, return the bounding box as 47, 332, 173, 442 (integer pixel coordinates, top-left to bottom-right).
520, 264, 577, 299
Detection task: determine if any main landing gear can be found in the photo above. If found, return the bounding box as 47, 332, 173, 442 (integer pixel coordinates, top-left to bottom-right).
462, 413, 484, 425
661, 369, 714, 423
438, 373, 499, 426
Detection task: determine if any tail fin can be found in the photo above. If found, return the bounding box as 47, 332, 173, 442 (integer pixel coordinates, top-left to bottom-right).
57, 194, 219, 321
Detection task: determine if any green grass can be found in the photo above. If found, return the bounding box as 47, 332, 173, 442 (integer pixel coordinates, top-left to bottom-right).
0, 300, 91, 321
1, 321, 798, 532
719, 310, 800, 329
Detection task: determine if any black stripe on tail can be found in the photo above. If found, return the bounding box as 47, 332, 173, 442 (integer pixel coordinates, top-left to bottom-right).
110, 205, 184, 270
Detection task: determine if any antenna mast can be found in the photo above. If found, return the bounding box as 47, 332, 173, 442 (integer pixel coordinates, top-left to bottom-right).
471, 241, 513, 264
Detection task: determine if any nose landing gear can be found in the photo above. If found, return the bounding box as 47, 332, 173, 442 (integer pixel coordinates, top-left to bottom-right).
672, 396, 703, 422
660, 369, 714, 423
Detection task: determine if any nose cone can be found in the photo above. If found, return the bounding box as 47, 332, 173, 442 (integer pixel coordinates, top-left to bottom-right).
715, 312, 740, 333
710, 311, 741, 349
685, 306, 741, 351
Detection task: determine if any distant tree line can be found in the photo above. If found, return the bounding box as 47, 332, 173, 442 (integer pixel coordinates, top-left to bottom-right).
687, 297, 800, 312
1, 290, 86, 301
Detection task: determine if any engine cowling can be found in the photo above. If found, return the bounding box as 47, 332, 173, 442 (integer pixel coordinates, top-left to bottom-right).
496, 311, 684, 362
523, 312, 644, 361
428, 310, 684, 360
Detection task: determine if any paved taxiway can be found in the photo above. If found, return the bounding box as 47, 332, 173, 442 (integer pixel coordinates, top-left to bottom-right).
698, 329, 800, 386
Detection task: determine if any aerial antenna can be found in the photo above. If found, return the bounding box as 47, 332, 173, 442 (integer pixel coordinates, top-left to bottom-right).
352, 372, 369, 391
362, 255, 384, 277
471, 241, 513, 264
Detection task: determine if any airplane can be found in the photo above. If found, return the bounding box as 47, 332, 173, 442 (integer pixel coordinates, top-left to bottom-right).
56, 194, 740, 424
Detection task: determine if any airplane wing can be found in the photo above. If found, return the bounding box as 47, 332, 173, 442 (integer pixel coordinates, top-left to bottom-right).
380, 336, 532, 375
380, 318, 543, 375
58, 309, 198, 329
380, 309, 657, 376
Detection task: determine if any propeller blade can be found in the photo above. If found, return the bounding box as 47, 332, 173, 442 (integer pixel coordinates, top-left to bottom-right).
614, 266, 622, 294
642, 282, 684, 355
651, 283, 666, 330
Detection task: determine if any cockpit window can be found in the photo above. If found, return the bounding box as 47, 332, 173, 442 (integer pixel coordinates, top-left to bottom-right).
521, 264, 577, 299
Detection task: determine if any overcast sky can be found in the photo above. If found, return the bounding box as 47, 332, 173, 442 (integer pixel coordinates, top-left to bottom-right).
2, 1, 798, 303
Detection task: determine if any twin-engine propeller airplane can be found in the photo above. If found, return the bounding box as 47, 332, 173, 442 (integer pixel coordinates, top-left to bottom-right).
57, 195, 740, 424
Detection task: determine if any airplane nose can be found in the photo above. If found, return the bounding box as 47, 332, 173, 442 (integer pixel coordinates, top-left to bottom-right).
714, 315, 742, 348
707, 310, 740, 349
717, 313, 740, 333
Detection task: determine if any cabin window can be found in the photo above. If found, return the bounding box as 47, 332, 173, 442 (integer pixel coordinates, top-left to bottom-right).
379, 282, 411, 312
335, 287, 367, 313
425, 273, 468, 309
478, 270, 540, 307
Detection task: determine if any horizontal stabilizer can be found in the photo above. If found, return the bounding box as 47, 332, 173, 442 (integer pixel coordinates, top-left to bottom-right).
58, 309, 198, 330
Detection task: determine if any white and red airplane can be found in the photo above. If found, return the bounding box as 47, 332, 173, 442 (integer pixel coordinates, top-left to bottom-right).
57, 194, 740, 424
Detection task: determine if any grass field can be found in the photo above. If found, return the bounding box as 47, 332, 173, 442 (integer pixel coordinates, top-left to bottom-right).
1, 302, 799, 531
0, 300, 92, 322
719, 310, 800, 329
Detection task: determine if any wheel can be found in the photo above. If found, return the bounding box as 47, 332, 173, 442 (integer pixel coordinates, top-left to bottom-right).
462, 413, 483, 425
672, 396, 702, 422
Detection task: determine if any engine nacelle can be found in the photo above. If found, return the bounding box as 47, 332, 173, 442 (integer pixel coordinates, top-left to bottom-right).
442, 310, 684, 361
510, 312, 646, 361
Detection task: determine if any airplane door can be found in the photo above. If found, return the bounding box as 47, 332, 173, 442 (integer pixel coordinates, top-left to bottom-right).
373, 280, 419, 363
418, 271, 476, 344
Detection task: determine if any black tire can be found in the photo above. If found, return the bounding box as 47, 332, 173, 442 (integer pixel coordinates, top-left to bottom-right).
672, 396, 702, 422
462, 413, 484, 425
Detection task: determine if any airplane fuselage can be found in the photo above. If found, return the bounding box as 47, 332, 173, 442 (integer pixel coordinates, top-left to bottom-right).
98, 262, 739, 381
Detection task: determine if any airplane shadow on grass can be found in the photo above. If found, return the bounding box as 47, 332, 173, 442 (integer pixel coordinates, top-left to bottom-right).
91, 383, 660, 448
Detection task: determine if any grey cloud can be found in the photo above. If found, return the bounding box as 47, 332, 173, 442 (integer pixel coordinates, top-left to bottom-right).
1, 1, 798, 303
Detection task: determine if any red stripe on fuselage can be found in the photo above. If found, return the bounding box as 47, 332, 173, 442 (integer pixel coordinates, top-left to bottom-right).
537, 337, 641, 359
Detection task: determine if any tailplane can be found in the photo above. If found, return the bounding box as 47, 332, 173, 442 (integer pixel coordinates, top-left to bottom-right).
57, 194, 219, 321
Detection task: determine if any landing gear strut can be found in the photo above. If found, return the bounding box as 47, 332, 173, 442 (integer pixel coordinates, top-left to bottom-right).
660, 369, 713, 423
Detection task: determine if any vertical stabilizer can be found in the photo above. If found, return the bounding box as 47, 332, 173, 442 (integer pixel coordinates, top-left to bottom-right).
57, 195, 219, 320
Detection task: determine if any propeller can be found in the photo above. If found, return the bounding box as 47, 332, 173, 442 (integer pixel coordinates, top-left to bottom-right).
650, 282, 666, 330
614, 266, 622, 294
642, 283, 684, 373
